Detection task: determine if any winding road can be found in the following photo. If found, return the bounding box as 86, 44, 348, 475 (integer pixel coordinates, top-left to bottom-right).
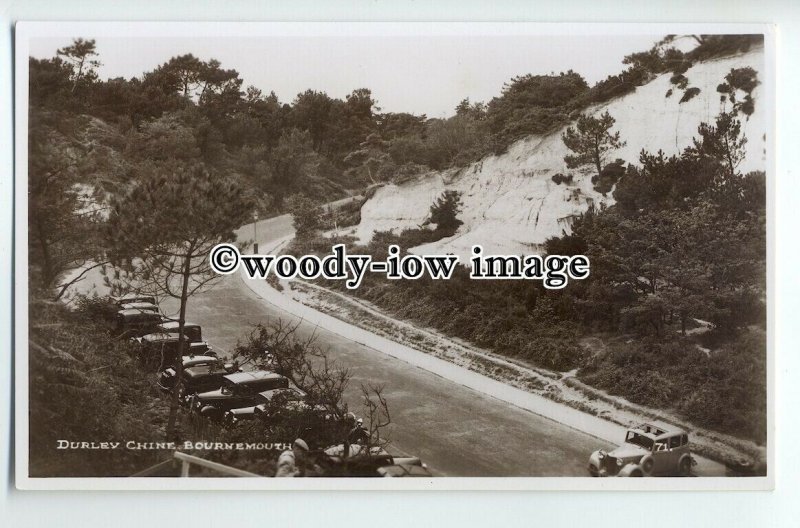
165, 210, 727, 477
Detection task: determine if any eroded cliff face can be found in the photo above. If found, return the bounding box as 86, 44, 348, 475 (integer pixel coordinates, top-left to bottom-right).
355, 47, 766, 260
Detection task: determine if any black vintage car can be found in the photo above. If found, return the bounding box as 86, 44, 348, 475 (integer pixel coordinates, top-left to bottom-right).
177, 361, 244, 402
190, 371, 290, 420
135, 333, 213, 369
116, 308, 166, 338
157, 353, 231, 392
223, 387, 312, 426
153, 321, 203, 343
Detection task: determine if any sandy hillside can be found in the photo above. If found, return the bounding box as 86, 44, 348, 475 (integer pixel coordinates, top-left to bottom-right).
355, 47, 766, 260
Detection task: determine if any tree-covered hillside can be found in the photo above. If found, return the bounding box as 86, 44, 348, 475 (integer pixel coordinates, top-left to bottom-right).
286, 35, 767, 444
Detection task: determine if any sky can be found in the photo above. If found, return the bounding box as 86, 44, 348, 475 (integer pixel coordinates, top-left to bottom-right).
29, 34, 663, 118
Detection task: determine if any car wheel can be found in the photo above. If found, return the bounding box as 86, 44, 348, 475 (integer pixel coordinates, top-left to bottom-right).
640, 455, 655, 475
679, 457, 692, 476
629, 468, 644, 477
200, 407, 222, 421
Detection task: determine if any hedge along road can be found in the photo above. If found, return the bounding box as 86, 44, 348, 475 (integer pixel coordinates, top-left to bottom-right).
166, 208, 717, 477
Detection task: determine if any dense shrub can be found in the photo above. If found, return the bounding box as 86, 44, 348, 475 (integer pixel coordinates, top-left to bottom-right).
428, 190, 463, 233
670, 73, 689, 89
591, 159, 626, 194
486, 71, 589, 150
717, 67, 759, 116
679, 87, 702, 103
28, 297, 171, 476
688, 34, 763, 62
578, 330, 766, 443
312, 228, 585, 372
551, 173, 573, 185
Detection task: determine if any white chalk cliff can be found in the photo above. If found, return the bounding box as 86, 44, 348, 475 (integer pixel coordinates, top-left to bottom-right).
355, 46, 766, 260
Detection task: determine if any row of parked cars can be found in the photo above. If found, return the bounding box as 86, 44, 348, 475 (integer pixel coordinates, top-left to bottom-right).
112, 293, 432, 477
114, 295, 304, 422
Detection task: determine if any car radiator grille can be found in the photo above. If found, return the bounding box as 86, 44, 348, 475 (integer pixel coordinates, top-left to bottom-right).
602, 456, 619, 474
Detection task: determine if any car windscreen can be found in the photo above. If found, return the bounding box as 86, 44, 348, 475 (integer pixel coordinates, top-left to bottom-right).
625, 431, 654, 449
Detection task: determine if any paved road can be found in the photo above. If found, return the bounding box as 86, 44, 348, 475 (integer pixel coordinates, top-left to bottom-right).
164, 212, 730, 477
165, 212, 620, 477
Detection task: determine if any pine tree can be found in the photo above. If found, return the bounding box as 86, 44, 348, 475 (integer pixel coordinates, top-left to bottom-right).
691, 110, 747, 179
106, 162, 253, 438
562, 110, 626, 178
56, 38, 100, 94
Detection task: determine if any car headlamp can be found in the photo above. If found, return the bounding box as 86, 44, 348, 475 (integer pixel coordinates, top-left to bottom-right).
617, 458, 623, 466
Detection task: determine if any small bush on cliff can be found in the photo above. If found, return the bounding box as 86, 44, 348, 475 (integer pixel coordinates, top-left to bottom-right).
679, 87, 702, 103
551, 173, 574, 185
591, 159, 626, 195
428, 190, 463, 234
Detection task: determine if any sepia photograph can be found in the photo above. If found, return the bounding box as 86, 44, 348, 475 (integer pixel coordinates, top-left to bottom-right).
14, 22, 773, 490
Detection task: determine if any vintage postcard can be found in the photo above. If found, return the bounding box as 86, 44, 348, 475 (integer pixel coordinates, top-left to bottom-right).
15, 22, 774, 490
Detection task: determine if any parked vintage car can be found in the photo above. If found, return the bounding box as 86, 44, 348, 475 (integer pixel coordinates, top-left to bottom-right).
119, 302, 160, 313
157, 353, 230, 392
116, 308, 166, 338
135, 333, 213, 369
588, 422, 695, 477
153, 321, 203, 343
177, 360, 244, 402
223, 387, 323, 426
112, 294, 157, 307
190, 371, 290, 420
321, 444, 432, 478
